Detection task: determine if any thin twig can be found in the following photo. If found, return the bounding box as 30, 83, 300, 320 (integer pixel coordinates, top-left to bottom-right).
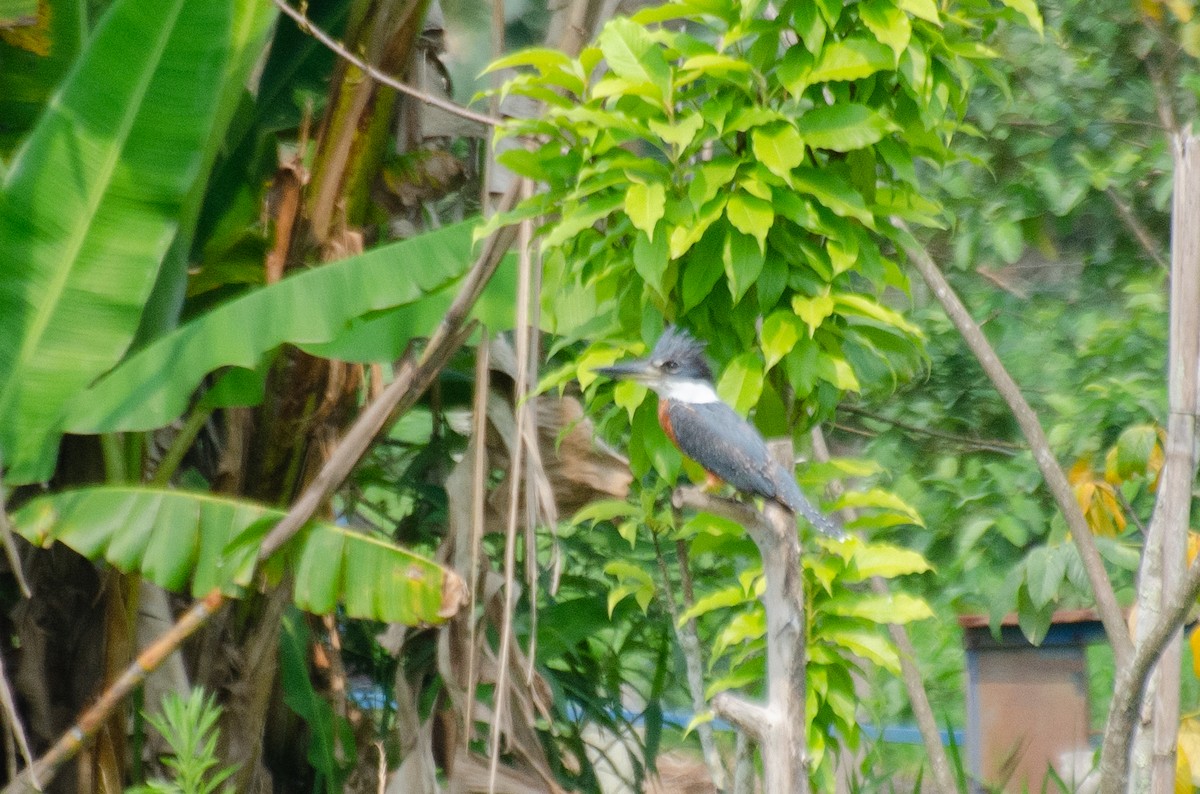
732, 731, 753, 794
0, 654, 34, 789
838, 404, 1024, 455
464, 331, 490, 740
0, 451, 30, 598
897, 219, 1135, 671
652, 533, 727, 791
1104, 187, 1168, 270
488, 180, 534, 794
270, 0, 502, 129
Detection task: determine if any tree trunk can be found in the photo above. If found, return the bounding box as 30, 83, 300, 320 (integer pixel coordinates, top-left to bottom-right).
1099, 131, 1200, 794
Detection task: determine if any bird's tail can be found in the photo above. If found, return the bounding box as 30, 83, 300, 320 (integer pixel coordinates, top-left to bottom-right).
788, 491, 845, 539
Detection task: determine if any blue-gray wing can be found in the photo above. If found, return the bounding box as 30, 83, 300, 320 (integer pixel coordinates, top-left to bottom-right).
665, 401, 844, 538
665, 400, 779, 499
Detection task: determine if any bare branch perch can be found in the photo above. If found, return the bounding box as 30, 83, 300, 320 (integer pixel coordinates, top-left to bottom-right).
710, 693, 770, 742
673, 464, 810, 794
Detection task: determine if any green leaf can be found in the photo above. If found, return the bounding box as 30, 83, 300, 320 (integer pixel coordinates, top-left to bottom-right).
705, 658, 766, 698
726, 191, 774, 249
779, 44, 815, 97
761, 311, 802, 370
990, 219, 1024, 264
792, 167, 874, 226
679, 53, 753, 76
0, 0, 37, 22
9, 486, 462, 624
648, 113, 705, 151
482, 47, 575, 76
633, 228, 670, 297
998, 0, 1043, 34
716, 352, 763, 415
811, 355, 859, 393
0, 0, 83, 154
596, 17, 670, 103
723, 228, 765, 302
570, 498, 638, 526
858, 0, 912, 57
670, 195, 727, 259
1016, 583, 1055, 645
576, 344, 627, 390
0, 0, 244, 483
822, 626, 900, 673
848, 543, 931, 579
604, 560, 656, 614
681, 232, 726, 311
792, 291, 836, 336
683, 711, 715, 736
543, 190, 624, 249
835, 294, 922, 337
822, 592, 933, 624
626, 181, 667, 237
679, 584, 755, 624
630, 3, 696, 24
67, 222, 500, 434
632, 399, 683, 481
808, 36, 895, 83
836, 488, 922, 524
714, 610, 767, 657
1113, 424, 1159, 480
895, 0, 940, 25
689, 158, 740, 209
792, 1, 826, 52
614, 380, 649, 419
751, 124, 806, 180
797, 104, 896, 152
1024, 545, 1067, 610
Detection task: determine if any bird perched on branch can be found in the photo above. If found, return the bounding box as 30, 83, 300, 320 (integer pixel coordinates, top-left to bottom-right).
597, 327, 843, 538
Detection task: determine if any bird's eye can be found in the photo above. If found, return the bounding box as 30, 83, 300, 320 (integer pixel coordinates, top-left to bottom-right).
662, 360, 679, 372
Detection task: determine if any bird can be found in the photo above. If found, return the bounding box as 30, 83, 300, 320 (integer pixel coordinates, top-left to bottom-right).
597, 327, 843, 538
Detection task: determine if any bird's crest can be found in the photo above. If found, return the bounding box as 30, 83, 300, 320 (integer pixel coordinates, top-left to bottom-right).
651, 327, 714, 382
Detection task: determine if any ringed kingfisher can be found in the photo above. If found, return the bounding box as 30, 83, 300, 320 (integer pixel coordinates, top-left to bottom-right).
597, 327, 843, 538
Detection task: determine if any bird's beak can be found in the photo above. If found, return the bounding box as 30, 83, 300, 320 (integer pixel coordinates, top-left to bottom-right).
595, 359, 659, 384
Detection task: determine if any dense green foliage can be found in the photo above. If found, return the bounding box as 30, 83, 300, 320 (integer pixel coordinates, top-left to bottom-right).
484, 0, 1047, 783
1, 0, 1196, 788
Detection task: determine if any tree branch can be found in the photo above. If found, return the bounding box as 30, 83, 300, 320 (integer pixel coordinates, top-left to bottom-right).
1104, 187, 1168, 270
897, 221, 1134, 671
674, 462, 810, 793
710, 693, 770, 743
1099, 554, 1200, 794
